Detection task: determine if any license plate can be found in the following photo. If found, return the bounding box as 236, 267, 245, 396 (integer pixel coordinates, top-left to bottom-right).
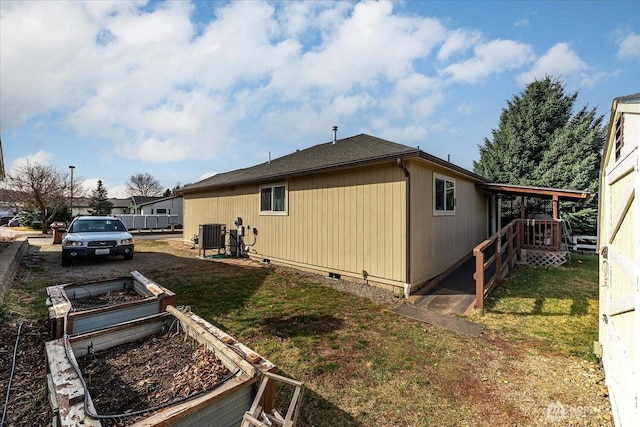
95, 248, 110, 255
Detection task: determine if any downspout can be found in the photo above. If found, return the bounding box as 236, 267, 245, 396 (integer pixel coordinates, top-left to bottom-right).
397, 159, 411, 297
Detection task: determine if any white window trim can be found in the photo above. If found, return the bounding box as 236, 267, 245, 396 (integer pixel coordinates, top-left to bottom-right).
433, 173, 456, 216
259, 183, 288, 216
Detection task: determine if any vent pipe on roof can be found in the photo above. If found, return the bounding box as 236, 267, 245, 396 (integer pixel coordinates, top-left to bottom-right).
332, 126, 338, 144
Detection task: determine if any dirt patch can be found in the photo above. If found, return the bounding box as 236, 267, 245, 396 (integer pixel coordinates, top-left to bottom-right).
0, 320, 53, 427
71, 288, 145, 310
77, 332, 232, 426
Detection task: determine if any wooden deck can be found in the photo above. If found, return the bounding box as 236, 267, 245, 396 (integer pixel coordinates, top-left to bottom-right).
473, 219, 568, 310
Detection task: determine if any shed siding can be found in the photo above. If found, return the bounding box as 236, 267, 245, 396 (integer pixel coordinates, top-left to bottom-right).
183, 164, 407, 290
408, 161, 487, 288
599, 98, 640, 427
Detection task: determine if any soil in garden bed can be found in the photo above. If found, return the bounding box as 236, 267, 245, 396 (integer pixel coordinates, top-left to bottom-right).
71, 289, 145, 311
77, 331, 233, 426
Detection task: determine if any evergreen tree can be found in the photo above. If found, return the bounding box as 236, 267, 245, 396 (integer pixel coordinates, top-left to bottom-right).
473, 76, 605, 233
89, 180, 113, 215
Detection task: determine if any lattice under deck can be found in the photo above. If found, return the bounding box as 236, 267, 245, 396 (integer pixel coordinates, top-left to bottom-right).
519, 249, 568, 267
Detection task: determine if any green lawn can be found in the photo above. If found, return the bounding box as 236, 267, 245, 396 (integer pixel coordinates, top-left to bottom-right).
2, 242, 603, 426
470, 253, 600, 359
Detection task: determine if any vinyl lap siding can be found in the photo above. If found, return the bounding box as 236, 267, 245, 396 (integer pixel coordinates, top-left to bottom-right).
282, 165, 406, 287
183, 164, 407, 289
409, 161, 487, 288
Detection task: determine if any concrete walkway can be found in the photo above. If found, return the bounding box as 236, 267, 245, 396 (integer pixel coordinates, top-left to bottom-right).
410, 256, 477, 315
392, 256, 485, 337
0, 227, 57, 302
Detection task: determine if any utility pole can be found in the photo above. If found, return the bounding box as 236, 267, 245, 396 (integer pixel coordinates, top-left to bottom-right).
69, 165, 75, 217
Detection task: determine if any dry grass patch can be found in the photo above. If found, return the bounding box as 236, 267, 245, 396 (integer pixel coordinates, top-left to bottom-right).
471, 253, 599, 359
2, 240, 610, 427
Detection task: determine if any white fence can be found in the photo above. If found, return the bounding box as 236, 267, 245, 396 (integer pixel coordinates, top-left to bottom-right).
115, 214, 181, 231
571, 235, 597, 252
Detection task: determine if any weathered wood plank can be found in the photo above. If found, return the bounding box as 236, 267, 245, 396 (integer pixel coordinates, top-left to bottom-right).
45, 339, 102, 426
166, 306, 260, 377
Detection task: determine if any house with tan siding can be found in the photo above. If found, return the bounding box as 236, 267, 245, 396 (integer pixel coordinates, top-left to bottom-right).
180, 133, 492, 297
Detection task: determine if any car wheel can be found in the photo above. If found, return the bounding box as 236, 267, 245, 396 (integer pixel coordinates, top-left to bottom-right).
124, 252, 134, 261
61, 253, 72, 266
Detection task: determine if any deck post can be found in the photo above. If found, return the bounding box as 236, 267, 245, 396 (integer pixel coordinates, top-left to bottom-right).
516, 220, 522, 258
508, 225, 514, 270
496, 230, 502, 283
474, 248, 485, 310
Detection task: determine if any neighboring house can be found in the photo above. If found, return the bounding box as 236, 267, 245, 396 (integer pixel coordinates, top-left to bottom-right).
109, 198, 132, 214
136, 195, 183, 224
70, 197, 92, 217
129, 196, 164, 214
180, 133, 491, 296
597, 93, 640, 427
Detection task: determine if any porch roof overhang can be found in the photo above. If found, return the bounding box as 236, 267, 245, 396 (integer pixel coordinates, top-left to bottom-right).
477, 183, 595, 221
476, 183, 594, 200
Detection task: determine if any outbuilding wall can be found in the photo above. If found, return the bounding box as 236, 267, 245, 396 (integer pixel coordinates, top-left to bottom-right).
598, 96, 640, 427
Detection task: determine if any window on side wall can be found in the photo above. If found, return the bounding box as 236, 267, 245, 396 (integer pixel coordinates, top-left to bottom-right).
260, 183, 287, 215
434, 174, 455, 215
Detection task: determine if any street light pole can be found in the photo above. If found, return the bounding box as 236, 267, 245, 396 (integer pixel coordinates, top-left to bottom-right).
69, 165, 75, 218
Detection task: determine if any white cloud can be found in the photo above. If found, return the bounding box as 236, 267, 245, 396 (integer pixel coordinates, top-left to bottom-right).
107, 185, 130, 199
0, 1, 452, 165
4, 0, 611, 178
268, 1, 446, 96
328, 93, 376, 117
369, 117, 427, 144
518, 43, 587, 84
457, 102, 474, 115
410, 93, 445, 118
441, 39, 535, 84
9, 151, 55, 170
437, 29, 481, 61
616, 32, 640, 60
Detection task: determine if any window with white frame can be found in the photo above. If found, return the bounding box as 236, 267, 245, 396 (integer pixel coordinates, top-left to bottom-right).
434, 174, 455, 214
260, 183, 287, 214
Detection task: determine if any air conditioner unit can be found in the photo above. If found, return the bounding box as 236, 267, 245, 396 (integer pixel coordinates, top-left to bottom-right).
198, 224, 226, 253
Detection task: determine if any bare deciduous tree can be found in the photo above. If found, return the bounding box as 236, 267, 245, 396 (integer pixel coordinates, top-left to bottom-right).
6, 161, 80, 233
126, 172, 163, 197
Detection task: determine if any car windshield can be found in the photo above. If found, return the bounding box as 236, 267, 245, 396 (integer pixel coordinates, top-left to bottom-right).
70, 219, 126, 233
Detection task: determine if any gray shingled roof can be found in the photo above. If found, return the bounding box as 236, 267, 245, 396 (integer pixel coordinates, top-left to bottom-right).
181, 133, 485, 193
131, 196, 164, 206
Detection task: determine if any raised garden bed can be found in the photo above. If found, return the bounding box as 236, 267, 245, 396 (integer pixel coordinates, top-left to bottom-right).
46, 270, 176, 338
46, 306, 275, 426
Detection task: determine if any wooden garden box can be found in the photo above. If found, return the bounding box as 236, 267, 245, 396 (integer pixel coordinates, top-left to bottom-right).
46, 306, 275, 427
46, 270, 176, 338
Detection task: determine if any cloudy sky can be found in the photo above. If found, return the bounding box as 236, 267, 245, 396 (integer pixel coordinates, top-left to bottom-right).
1, 0, 639, 198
